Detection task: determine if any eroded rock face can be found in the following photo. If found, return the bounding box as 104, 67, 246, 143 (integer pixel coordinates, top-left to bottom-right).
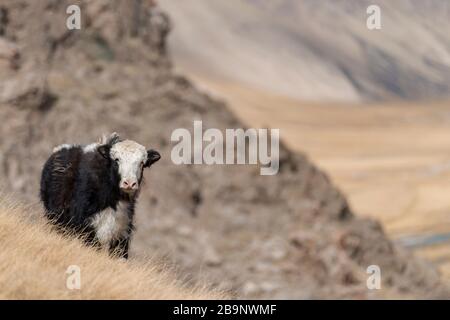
0, 0, 447, 298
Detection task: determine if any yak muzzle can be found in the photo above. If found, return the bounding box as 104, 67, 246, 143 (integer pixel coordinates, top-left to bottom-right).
120, 179, 138, 193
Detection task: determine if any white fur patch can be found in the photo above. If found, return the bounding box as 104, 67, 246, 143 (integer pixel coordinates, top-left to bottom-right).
52, 144, 74, 153
90, 202, 130, 247
83, 143, 99, 153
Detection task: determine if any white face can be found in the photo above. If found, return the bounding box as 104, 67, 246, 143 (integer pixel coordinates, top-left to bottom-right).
110, 140, 148, 193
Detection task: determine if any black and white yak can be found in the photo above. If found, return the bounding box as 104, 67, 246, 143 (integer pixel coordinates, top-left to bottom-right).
40, 133, 161, 259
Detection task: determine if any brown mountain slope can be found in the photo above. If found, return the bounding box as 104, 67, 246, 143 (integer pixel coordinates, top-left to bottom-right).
0, 0, 447, 298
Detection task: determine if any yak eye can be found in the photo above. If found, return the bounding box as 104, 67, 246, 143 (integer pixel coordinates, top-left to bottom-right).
114, 158, 119, 163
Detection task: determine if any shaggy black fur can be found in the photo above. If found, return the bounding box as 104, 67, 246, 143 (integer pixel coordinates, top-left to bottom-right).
40, 139, 160, 259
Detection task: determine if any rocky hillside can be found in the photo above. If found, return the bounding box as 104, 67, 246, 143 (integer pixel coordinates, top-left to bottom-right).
161, 0, 450, 102
0, 0, 447, 298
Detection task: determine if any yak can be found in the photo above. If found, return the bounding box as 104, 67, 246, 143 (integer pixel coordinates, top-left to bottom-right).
40, 133, 161, 259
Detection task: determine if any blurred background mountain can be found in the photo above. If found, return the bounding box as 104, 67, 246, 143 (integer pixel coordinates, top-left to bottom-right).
161, 0, 450, 102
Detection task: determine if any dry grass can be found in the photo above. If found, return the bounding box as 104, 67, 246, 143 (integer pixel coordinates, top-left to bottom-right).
0, 197, 225, 299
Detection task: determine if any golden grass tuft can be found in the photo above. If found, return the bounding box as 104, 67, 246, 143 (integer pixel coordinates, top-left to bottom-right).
0, 197, 226, 299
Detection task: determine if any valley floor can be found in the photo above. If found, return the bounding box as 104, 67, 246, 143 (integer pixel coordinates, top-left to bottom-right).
180, 69, 450, 281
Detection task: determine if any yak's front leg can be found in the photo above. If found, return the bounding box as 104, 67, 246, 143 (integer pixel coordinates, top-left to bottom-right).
109, 237, 130, 259
84, 230, 103, 251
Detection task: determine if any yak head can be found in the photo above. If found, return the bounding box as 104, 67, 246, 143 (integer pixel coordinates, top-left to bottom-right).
97, 133, 161, 195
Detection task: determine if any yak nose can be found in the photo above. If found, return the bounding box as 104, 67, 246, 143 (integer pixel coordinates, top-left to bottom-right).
121, 179, 138, 190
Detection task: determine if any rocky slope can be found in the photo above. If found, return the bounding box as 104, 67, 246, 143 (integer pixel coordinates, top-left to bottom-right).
0, 0, 447, 298
161, 0, 450, 102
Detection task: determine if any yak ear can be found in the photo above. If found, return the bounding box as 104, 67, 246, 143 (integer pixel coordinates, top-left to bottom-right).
144, 149, 161, 168
97, 144, 111, 160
